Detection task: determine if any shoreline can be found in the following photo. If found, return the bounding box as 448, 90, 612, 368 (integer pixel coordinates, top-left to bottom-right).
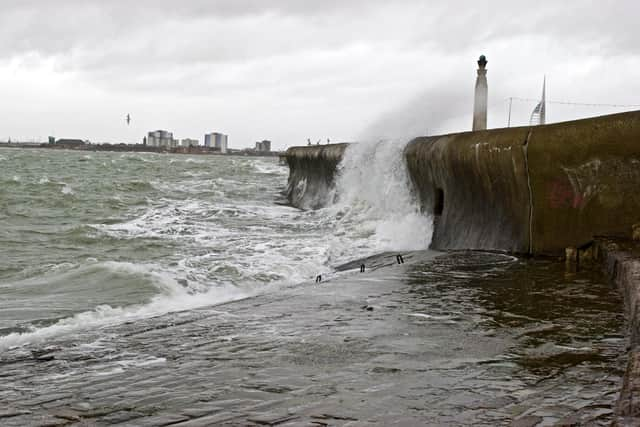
0, 142, 283, 158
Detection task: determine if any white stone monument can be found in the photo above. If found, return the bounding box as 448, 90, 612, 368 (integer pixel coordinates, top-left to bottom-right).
472, 55, 488, 131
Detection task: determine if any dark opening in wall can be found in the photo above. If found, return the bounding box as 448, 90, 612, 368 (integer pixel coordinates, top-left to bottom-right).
434, 188, 444, 216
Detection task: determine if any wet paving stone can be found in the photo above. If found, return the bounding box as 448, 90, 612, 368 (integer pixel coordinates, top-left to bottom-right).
0, 408, 31, 418
0, 252, 629, 425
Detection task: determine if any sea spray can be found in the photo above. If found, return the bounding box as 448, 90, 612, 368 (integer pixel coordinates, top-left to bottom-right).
323, 139, 433, 263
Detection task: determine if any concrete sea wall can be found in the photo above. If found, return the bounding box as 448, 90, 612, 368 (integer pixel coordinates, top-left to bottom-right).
285, 143, 348, 209
405, 127, 531, 253
285, 111, 640, 255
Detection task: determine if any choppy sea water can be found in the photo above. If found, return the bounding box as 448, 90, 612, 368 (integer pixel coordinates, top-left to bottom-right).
0, 142, 432, 348
0, 145, 627, 425
0, 149, 339, 345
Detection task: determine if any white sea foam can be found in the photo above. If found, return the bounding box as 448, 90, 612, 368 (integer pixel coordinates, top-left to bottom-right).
61, 185, 74, 195
184, 158, 204, 164
0, 267, 249, 351
129, 154, 157, 163
404, 313, 457, 323
0, 148, 430, 351
1, 204, 327, 351
324, 139, 433, 262
253, 161, 286, 175
87, 354, 167, 377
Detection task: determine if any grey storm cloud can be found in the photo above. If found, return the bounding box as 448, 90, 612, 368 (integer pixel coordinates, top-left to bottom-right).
0, 0, 638, 147
2, 1, 637, 68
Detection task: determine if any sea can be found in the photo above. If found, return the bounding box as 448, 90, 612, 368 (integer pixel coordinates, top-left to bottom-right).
0, 144, 628, 425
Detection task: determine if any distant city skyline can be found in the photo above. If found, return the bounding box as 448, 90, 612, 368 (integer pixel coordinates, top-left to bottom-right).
0, 1, 638, 149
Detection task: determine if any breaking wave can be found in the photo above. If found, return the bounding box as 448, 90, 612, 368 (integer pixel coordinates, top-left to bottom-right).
0, 147, 431, 351
323, 139, 433, 263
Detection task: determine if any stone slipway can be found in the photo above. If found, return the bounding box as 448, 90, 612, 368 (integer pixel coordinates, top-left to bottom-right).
0, 251, 628, 425
285, 110, 640, 256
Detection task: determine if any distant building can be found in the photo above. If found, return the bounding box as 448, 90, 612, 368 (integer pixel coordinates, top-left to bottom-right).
204, 132, 228, 153
255, 140, 271, 152
55, 139, 85, 146
48, 136, 55, 144
147, 130, 177, 148
181, 138, 199, 147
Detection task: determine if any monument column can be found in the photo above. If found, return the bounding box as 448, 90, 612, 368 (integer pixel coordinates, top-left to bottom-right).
472, 55, 488, 131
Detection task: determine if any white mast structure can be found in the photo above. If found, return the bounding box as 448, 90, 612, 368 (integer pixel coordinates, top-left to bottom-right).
530, 77, 546, 125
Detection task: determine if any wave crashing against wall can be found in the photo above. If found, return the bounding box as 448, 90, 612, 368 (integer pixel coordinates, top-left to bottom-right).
332, 140, 433, 253
286, 139, 433, 259
285, 110, 640, 255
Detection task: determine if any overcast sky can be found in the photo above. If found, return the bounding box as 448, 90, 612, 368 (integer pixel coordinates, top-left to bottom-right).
1, 0, 638, 149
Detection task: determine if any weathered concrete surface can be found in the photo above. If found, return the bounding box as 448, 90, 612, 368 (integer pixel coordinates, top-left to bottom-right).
596, 238, 640, 424
406, 127, 531, 253
284, 143, 348, 209
285, 111, 640, 255
527, 114, 640, 254
408, 111, 640, 255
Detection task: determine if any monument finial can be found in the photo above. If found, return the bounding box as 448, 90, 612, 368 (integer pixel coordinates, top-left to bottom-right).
477, 55, 487, 68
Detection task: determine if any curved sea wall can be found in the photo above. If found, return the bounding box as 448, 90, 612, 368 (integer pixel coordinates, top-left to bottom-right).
285, 111, 640, 255
285, 143, 348, 209
405, 127, 531, 253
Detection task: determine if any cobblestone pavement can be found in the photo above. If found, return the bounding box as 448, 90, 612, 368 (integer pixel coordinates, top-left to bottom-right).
0, 252, 626, 426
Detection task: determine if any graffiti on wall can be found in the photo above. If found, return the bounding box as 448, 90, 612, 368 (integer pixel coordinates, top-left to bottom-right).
549, 158, 640, 210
